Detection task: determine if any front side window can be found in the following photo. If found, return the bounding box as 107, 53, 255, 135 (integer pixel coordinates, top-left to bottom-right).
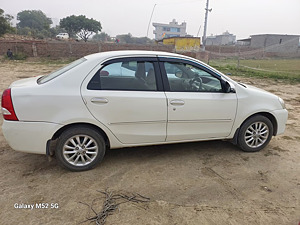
163, 62, 222, 92
87, 61, 157, 91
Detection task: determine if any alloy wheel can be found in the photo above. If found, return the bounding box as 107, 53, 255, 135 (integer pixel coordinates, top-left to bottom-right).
244, 122, 269, 148
63, 135, 99, 166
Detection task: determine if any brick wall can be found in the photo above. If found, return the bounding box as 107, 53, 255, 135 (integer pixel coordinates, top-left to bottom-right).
1, 40, 299, 61
0, 40, 174, 58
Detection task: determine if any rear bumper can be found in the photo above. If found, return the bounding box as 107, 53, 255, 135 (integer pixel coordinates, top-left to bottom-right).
272, 109, 288, 135
2, 120, 62, 154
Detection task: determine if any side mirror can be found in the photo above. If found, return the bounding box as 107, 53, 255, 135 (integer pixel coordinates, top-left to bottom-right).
175, 71, 183, 78
222, 80, 236, 93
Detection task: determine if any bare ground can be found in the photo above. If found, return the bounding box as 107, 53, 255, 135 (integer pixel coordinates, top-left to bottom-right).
0, 60, 299, 225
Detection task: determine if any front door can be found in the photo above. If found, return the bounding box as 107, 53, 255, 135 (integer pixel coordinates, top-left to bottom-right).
159, 58, 237, 141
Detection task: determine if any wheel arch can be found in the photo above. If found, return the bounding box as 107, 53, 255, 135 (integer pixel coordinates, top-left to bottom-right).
51, 122, 110, 149
232, 111, 278, 145
259, 112, 277, 135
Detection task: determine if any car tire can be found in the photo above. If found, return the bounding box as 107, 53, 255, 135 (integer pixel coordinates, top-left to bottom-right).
238, 115, 273, 152
55, 126, 106, 171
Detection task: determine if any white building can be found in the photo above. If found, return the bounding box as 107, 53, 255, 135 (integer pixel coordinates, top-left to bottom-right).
206, 31, 236, 46
153, 19, 187, 40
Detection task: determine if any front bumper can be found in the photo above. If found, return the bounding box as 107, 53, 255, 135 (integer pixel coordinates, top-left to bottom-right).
272, 109, 288, 135
2, 120, 63, 154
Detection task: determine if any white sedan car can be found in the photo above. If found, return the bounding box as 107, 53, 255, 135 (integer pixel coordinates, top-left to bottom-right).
1, 51, 288, 171
56, 33, 69, 39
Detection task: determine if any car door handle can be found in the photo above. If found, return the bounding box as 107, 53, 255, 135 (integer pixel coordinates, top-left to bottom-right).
91, 97, 109, 104
170, 99, 185, 106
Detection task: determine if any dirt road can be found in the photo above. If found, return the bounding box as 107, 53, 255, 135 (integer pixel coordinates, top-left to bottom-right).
0, 60, 299, 224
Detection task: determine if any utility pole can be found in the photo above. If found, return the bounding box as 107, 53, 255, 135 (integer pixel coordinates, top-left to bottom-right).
202, 0, 212, 51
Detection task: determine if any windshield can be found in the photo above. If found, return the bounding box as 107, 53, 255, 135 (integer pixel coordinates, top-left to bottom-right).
37, 58, 86, 84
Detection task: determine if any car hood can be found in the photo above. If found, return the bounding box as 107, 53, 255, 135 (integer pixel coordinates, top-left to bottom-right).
9, 76, 42, 88
238, 82, 275, 95
248, 83, 268, 92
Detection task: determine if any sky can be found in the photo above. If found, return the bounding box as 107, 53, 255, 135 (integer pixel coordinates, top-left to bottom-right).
1, 0, 300, 40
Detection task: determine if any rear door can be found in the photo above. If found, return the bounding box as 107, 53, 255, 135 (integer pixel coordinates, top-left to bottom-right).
81, 57, 167, 144
159, 57, 238, 141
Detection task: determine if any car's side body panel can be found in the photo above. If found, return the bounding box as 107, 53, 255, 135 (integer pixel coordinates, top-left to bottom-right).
6, 56, 127, 152
11, 57, 98, 123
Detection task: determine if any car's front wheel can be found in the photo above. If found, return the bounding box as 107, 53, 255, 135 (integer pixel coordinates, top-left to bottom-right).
238, 115, 273, 152
55, 126, 106, 171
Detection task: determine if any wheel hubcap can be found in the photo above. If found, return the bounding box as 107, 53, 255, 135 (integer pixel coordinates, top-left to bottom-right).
63, 135, 98, 166
244, 122, 269, 148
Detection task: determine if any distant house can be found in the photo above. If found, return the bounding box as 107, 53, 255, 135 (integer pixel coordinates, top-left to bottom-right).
238, 34, 300, 53
153, 19, 187, 40
206, 31, 236, 46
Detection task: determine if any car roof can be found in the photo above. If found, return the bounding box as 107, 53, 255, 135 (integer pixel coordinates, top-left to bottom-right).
84, 50, 194, 61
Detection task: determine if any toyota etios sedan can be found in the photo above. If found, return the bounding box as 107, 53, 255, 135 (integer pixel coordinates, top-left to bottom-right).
1, 51, 288, 171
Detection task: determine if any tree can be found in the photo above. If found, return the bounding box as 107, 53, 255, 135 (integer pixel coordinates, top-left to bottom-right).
116, 33, 154, 44
60, 15, 101, 42
16, 10, 52, 39
17, 10, 52, 30
0, 8, 15, 36
116, 33, 133, 43
59, 15, 79, 38
92, 32, 111, 42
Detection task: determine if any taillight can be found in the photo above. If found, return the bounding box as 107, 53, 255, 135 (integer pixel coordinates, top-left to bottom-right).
1, 89, 19, 121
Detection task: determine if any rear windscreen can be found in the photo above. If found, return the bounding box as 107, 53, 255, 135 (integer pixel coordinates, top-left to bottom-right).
37, 58, 86, 84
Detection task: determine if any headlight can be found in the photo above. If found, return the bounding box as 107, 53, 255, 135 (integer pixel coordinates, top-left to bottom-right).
278, 97, 286, 109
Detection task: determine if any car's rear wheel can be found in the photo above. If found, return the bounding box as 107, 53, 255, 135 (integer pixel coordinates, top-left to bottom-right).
238, 115, 273, 152
55, 126, 106, 171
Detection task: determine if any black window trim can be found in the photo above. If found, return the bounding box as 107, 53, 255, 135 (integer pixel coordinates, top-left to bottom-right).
102, 57, 158, 65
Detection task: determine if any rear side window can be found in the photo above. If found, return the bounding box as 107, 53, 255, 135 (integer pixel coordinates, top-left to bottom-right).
38, 58, 86, 84
87, 61, 157, 91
